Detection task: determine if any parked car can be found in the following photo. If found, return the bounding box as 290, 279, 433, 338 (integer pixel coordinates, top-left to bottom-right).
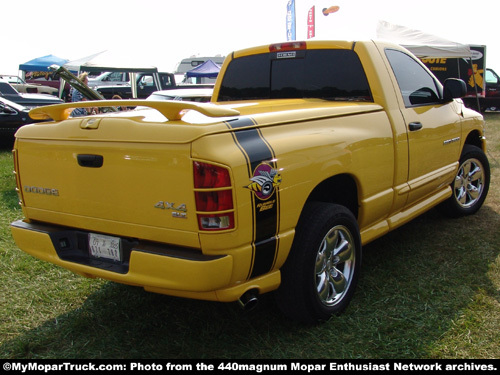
0, 75, 58, 96
0, 97, 43, 139
0, 82, 63, 109
147, 88, 213, 102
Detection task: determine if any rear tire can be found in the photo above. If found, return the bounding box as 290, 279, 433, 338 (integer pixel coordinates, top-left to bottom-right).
438, 145, 490, 217
275, 202, 361, 324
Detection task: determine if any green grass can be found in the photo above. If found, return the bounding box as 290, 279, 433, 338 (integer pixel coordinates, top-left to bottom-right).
0, 114, 499, 359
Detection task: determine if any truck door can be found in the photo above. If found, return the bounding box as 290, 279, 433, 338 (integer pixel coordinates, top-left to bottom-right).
137, 74, 158, 98
385, 49, 462, 204
486, 68, 500, 98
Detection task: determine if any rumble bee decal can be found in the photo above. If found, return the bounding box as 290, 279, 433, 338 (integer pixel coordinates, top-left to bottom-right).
246, 163, 282, 199
225, 117, 280, 279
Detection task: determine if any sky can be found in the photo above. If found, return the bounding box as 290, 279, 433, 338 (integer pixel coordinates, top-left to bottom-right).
2, 0, 499, 75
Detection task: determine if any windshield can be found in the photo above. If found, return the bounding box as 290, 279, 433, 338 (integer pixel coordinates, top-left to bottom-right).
0, 75, 23, 84
94, 72, 129, 82
218, 49, 372, 102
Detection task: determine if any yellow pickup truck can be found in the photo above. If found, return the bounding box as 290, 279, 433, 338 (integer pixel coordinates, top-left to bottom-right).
10, 40, 490, 323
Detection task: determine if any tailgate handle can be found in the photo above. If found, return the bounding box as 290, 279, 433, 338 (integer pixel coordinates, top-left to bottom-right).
77, 154, 104, 168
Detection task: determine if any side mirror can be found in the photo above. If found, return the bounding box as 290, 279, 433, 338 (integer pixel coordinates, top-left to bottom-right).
443, 78, 466, 101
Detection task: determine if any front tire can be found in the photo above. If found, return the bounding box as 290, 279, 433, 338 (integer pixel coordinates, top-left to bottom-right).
439, 145, 490, 217
275, 202, 361, 324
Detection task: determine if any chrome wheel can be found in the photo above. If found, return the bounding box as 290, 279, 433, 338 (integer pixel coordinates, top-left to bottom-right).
438, 145, 490, 218
453, 157, 485, 209
275, 202, 361, 323
315, 225, 356, 306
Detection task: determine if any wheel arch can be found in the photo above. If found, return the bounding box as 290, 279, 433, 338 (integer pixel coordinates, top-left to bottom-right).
305, 174, 359, 219
463, 129, 486, 152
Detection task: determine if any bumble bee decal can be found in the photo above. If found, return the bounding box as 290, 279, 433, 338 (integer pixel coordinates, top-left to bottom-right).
246, 163, 282, 199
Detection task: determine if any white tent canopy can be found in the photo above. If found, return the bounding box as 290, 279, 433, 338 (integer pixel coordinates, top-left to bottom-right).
63, 50, 158, 73
63, 51, 106, 73
376, 20, 472, 58
376, 20, 480, 111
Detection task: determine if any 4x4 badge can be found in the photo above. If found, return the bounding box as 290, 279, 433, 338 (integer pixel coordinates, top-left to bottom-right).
245, 163, 282, 200
154, 201, 187, 219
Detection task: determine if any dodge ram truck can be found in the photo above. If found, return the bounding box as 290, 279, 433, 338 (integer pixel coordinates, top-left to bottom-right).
10, 40, 490, 323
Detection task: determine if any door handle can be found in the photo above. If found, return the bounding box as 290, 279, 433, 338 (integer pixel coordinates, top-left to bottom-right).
409, 122, 423, 131
77, 154, 104, 168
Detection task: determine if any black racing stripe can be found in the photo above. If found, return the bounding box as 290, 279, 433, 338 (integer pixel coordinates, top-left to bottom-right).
233, 128, 274, 171
225, 117, 280, 279
226, 117, 255, 129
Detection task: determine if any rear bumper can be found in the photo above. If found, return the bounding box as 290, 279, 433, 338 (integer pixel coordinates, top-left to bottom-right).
10, 220, 235, 297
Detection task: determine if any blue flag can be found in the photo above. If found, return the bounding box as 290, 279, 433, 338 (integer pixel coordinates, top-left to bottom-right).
286, 0, 296, 41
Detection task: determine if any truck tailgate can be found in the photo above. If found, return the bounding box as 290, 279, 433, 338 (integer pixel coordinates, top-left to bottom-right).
14, 116, 202, 246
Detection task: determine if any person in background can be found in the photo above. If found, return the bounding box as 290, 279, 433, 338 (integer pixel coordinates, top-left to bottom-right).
70, 72, 95, 117
112, 94, 128, 111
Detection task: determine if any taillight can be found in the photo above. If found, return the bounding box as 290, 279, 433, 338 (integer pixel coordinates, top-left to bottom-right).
193, 161, 234, 231
269, 41, 307, 52
193, 162, 231, 188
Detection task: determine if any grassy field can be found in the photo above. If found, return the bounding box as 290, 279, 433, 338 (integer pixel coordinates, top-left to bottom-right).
0, 114, 499, 359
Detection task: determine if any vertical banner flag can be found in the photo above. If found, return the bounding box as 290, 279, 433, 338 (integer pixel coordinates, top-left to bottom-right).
286, 0, 296, 41
307, 6, 315, 39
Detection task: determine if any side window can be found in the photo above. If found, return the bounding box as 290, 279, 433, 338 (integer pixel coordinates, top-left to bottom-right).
160, 74, 174, 87
385, 49, 441, 107
485, 69, 499, 84
107, 72, 125, 82
139, 75, 154, 87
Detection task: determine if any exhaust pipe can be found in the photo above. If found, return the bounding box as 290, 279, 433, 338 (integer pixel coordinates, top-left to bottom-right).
238, 290, 259, 311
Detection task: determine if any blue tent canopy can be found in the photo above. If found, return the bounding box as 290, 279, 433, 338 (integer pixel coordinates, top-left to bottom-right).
19, 54, 69, 72
186, 60, 221, 78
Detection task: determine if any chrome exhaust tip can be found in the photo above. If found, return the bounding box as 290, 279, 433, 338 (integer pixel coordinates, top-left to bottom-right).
238, 290, 259, 311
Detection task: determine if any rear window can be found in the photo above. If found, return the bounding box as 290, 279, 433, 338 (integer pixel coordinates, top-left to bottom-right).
217, 49, 372, 102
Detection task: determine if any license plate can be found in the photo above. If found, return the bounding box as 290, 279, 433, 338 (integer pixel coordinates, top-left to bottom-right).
89, 233, 121, 262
